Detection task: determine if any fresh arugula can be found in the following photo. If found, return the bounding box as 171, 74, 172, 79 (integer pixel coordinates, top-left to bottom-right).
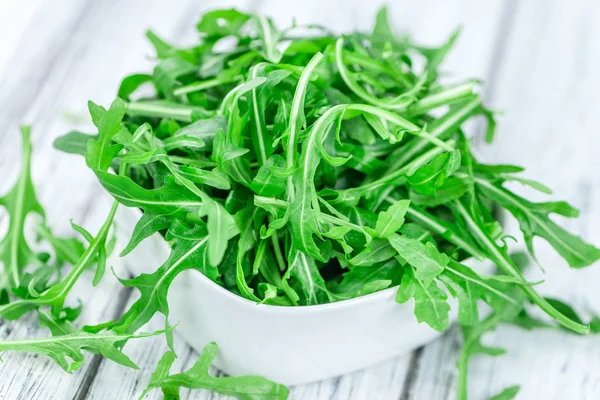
0, 327, 165, 373
140, 343, 288, 400
1, 6, 598, 400
0, 126, 45, 290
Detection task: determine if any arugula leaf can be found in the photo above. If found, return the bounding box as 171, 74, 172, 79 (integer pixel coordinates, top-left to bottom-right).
374, 199, 410, 238
475, 176, 600, 268
120, 213, 173, 257
251, 155, 287, 197
111, 231, 210, 334
85, 98, 125, 171
409, 176, 469, 207
453, 200, 589, 334
0, 201, 119, 320
140, 343, 288, 400
0, 328, 164, 373
490, 386, 520, 400
254, 16, 282, 63
439, 260, 517, 325
456, 287, 527, 400
395, 267, 450, 331
283, 250, 330, 306
198, 192, 238, 266
372, 6, 394, 43
36, 224, 86, 268
52, 131, 97, 156
332, 259, 401, 300
349, 239, 396, 267
95, 173, 203, 217
0, 126, 45, 289
389, 234, 449, 281
407, 149, 461, 195
196, 9, 250, 39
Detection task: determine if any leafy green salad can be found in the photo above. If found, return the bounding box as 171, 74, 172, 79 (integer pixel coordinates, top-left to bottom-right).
1, 7, 599, 400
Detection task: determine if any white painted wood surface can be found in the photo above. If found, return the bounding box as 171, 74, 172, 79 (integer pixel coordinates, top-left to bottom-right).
0, 1, 598, 399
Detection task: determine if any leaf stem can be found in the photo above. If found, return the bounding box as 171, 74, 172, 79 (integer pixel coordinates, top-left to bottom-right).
456, 313, 502, 400
406, 82, 478, 117
124, 101, 210, 122
173, 75, 242, 96
285, 52, 324, 199
391, 201, 486, 260
0, 200, 119, 317
386, 96, 482, 171
454, 200, 589, 334
362, 139, 456, 192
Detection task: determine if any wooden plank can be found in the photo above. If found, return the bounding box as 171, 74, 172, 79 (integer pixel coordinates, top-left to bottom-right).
0, 0, 46, 78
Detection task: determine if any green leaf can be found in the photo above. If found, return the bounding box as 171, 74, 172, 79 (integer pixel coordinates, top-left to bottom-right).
234, 205, 263, 301
118, 74, 153, 99
500, 175, 552, 194
490, 386, 520, 400
0, 126, 45, 289
349, 239, 396, 267
251, 155, 287, 197
395, 267, 450, 331
332, 259, 400, 300
456, 291, 526, 400
111, 232, 211, 334
453, 200, 590, 334
171, 116, 227, 146
153, 57, 197, 98
475, 177, 600, 268
53, 131, 97, 156
283, 251, 330, 305
37, 225, 86, 266
37, 309, 77, 336
389, 234, 449, 281
85, 98, 126, 171
140, 343, 288, 400
0, 328, 163, 373
439, 261, 517, 325
372, 6, 394, 43
0, 202, 119, 320
198, 193, 239, 266
375, 199, 410, 238
407, 149, 461, 195
120, 213, 173, 257
96, 173, 203, 217
254, 16, 282, 63
409, 177, 469, 207
178, 166, 231, 190
196, 9, 251, 38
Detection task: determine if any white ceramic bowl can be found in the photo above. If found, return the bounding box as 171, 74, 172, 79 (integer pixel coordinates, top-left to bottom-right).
116, 207, 488, 386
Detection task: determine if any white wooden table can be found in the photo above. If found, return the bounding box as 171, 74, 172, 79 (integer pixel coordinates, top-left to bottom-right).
1, 1, 600, 399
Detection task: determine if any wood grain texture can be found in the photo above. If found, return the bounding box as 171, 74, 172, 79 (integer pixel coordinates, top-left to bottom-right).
0, 0, 598, 399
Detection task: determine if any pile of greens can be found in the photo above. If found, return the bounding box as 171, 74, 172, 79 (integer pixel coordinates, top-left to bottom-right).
1, 7, 599, 400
